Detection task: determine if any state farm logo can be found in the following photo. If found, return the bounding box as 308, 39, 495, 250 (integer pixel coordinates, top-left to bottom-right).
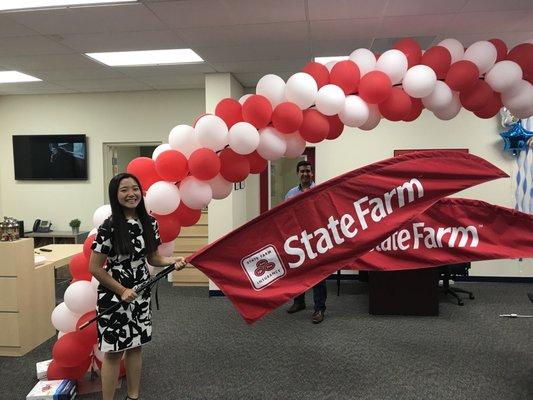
241, 245, 286, 290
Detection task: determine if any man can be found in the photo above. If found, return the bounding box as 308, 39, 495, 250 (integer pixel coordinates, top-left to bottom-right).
285, 160, 327, 324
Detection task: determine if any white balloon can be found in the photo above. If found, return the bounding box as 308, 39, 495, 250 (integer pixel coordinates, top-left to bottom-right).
422, 81, 453, 111
57, 331, 66, 340
339, 95, 369, 127
208, 175, 233, 200
228, 122, 260, 155
402, 65, 437, 98
239, 94, 253, 105
463, 40, 497, 74
315, 84, 346, 116
51, 302, 81, 333
64, 280, 97, 315
256, 74, 286, 107
152, 143, 172, 161
486, 61, 523, 93
433, 92, 462, 120
179, 176, 213, 210
325, 61, 337, 72
169, 125, 200, 157
195, 115, 229, 151
375, 49, 408, 85
502, 80, 533, 114
89, 228, 97, 236
145, 181, 180, 215
257, 126, 287, 161
349, 48, 376, 76
284, 132, 307, 158
359, 104, 381, 131
90, 277, 100, 291
92, 204, 111, 229
438, 38, 464, 64
158, 241, 175, 257
285, 72, 318, 110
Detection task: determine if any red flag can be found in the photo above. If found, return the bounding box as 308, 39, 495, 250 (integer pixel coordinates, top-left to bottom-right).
187, 151, 506, 323
351, 197, 533, 271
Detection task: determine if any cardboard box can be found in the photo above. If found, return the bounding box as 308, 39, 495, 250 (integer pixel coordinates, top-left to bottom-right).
36, 359, 53, 380
26, 380, 77, 400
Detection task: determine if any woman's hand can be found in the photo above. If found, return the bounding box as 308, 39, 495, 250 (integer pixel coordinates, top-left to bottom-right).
173, 257, 187, 271
121, 288, 138, 303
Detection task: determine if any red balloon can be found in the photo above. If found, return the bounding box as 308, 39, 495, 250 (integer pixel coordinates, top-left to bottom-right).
421, 46, 452, 79
358, 71, 392, 104
219, 148, 250, 182
507, 43, 533, 84
69, 253, 92, 281
171, 202, 201, 227
474, 92, 502, 119
187, 148, 220, 181
394, 38, 422, 68
47, 357, 92, 380
126, 157, 161, 191
329, 60, 360, 94
445, 60, 479, 92
75, 311, 97, 346
215, 98, 243, 128
403, 98, 424, 122
378, 88, 412, 121
326, 115, 344, 140
459, 80, 492, 111
83, 234, 96, 259
489, 38, 508, 62
302, 61, 330, 89
271, 102, 303, 133
242, 95, 273, 129
53, 332, 93, 368
153, 212, 181, 242
299, 109, 329, 143
154, 150, 189, 182
246, 151, 268, 174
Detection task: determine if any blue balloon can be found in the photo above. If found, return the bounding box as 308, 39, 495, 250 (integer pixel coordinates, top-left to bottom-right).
500, 123, 533, 155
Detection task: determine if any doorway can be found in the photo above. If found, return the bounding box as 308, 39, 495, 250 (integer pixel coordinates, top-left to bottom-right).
102, 142, 160, 202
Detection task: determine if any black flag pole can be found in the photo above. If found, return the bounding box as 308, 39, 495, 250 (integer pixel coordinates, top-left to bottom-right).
79, 264, 176, 330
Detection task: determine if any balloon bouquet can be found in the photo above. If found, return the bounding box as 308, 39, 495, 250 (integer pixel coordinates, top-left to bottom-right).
47, 37, 533, 380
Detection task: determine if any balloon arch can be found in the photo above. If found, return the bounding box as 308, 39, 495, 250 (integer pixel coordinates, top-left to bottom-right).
47, 37, 533, 379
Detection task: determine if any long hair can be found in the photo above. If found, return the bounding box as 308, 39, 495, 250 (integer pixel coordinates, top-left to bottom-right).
108, 173, 157, 256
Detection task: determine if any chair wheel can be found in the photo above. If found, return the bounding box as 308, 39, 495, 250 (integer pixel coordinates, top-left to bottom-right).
469, 294, 475, 300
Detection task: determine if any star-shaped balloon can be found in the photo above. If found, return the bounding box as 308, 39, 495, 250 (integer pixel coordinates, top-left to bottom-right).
500, 122, 533, 155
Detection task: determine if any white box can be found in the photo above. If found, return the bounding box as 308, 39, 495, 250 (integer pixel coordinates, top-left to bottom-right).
36, 359, 52, 380
26, 380, 77, 400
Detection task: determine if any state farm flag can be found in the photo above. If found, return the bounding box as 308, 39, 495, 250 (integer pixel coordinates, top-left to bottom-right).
351, 198, 533, 271
187, 151, 507, 323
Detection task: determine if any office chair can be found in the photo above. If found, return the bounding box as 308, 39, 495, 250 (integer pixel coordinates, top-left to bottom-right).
439, 263, 475, 306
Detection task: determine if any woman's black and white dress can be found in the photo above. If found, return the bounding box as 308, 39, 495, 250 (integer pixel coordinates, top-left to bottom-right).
91, 216, 160, 353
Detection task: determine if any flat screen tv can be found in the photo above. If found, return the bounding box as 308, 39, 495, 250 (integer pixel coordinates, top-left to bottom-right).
13, 134, 88, 180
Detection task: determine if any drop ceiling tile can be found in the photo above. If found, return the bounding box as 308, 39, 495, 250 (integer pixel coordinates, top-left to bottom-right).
0, 15, 39, 37
312, 38, 373, 57
0, 54, 99, 70
58, 78, 153, 92
114, 63, 215, 78
310, 18, 380, 42
195, 43, 309, 63
7, 4, 165, 35
136, 73, 205, 87
462, 0, 533, 12
0, 81, 76, 95
147, 0, 306, 28
0, 35, 74, 57
447, 11, 533, 34
378, 15, 455, 38
175, 22, 308, 47
26, 67, 126, 82
307, 0, 388, 20
384, 0, 468, 16
212, 59, 309, 74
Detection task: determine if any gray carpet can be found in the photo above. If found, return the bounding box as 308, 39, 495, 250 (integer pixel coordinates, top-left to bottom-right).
2, 281, 532, 400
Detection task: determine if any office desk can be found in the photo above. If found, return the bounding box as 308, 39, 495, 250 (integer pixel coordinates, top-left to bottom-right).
26, 230, 89, 246
35, 244, 84, 269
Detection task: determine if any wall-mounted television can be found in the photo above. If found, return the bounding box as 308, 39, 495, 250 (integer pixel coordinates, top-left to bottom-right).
12, 134, 88, 180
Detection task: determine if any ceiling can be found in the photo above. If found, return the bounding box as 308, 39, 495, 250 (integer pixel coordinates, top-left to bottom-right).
0, 0, 532, 95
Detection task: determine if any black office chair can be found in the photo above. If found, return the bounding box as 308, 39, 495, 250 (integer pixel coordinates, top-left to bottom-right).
439, 263, 475, 306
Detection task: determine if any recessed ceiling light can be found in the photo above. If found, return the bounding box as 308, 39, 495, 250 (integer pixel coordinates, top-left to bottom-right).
0, 71, 41, 83
85, 49, 204, 67
314, 56, 349, 64
0, 1, 136, 11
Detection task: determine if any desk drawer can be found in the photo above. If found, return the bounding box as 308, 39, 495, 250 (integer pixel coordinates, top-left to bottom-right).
0, 313, 20, 346
0, 278, 18, 312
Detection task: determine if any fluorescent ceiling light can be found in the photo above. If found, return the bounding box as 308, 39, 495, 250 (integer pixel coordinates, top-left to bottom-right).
314, 56, 349, 64
0, 71, 41, 83
85, 49, 204, 67
0, 1, 136, 11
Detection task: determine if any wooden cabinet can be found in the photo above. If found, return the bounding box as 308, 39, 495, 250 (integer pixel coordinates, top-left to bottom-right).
0, 239, 56, 356
170, 211, 209, 286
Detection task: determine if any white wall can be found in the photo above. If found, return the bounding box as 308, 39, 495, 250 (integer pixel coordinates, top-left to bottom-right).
0, 89, 204, 232
314, 109, 531, 277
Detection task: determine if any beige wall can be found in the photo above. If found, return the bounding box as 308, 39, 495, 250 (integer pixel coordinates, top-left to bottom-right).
0, 89, 205, 232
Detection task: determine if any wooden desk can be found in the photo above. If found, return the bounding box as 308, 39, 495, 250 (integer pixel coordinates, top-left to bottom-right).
26, 230, 89, 246
35, 244, 84, 269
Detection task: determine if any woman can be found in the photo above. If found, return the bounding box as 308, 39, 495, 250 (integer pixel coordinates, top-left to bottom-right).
89, 173, 186, 400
